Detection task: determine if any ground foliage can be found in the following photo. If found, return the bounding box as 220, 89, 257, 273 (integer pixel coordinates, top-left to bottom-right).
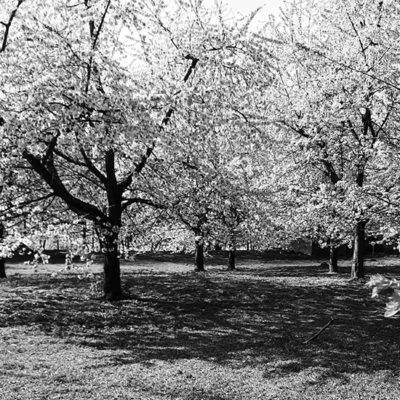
1, 258, 400, 399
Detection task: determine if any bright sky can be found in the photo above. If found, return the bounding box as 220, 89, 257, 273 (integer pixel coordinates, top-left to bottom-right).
223, 0, 285, 16
203, 0, 286, 27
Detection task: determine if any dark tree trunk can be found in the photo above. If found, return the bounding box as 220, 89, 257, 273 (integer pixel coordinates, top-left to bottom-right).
195, 238, 205, 271
228, 249, 235, 270
0, 258, 5, 278
214, 242, 222, 251
0, 223, 5, 278
329, 246, 338, 273
103, 249, 122, 300
351, 220, 366, 279
82, 220, 87, 243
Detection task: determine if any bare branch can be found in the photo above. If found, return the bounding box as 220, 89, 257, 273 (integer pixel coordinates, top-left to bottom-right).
0, 0, 25, 53
79, 146, 107, 185
121, 197, 164, 212
22, 150, 108, 222
53, 148, 86, 167
118, 53, 201, 195
295, 42, 400, 92
346, 11, 367, 65
304, 318, 335, 344
280, 121, 310, 138
92, 0, 111, 50
183, 54, 199, 82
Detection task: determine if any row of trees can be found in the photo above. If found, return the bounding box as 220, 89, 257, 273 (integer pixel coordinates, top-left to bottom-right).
265, 0, 400, 279
1, 0, 400, 298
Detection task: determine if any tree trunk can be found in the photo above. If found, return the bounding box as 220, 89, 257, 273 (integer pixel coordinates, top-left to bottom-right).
351, 221, 366, 279
214, 242, 222, 251
0, 258, 5, 278
329, 246, 338, 273
194, 237, 205, 271
228, 249, 235, 270
103, 247, 122, 300
0, 223, 5, 278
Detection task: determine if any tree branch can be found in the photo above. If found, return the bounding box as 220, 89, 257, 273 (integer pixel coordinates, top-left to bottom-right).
281, 121, 310, 138
183, 54, 199, 82
22, 150, 107, 222
320, 159, 340, 184
80, 146, 107, 185
346, 12, 368, 65
374, 109, 391, 138
53, 148, 86, 167
304, 318, 335, 344
118, 53, 201, 195
42, 132, 61, 164
0, 0, 25, 53
0, 192, 55, 213
92, 0, 111, 50
295, 42, 400, 92
121, 197, 164, 212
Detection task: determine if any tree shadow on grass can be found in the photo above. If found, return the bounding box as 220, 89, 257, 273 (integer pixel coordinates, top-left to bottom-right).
1, 262, 400, 377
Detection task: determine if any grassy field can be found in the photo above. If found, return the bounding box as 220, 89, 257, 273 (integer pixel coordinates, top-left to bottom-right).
1, 257, 400, 399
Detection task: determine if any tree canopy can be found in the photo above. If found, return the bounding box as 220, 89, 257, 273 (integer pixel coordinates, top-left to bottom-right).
1, 0, 400, 306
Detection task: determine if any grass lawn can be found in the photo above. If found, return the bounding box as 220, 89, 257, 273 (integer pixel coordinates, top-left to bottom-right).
1, 257, 400, 399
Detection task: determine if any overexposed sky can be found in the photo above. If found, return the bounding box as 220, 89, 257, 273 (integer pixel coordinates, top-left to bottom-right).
222, 0, 285, 16
202, 0, 286, 26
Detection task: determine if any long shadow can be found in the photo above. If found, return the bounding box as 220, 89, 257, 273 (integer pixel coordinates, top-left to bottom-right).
1, 263, 400, 376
